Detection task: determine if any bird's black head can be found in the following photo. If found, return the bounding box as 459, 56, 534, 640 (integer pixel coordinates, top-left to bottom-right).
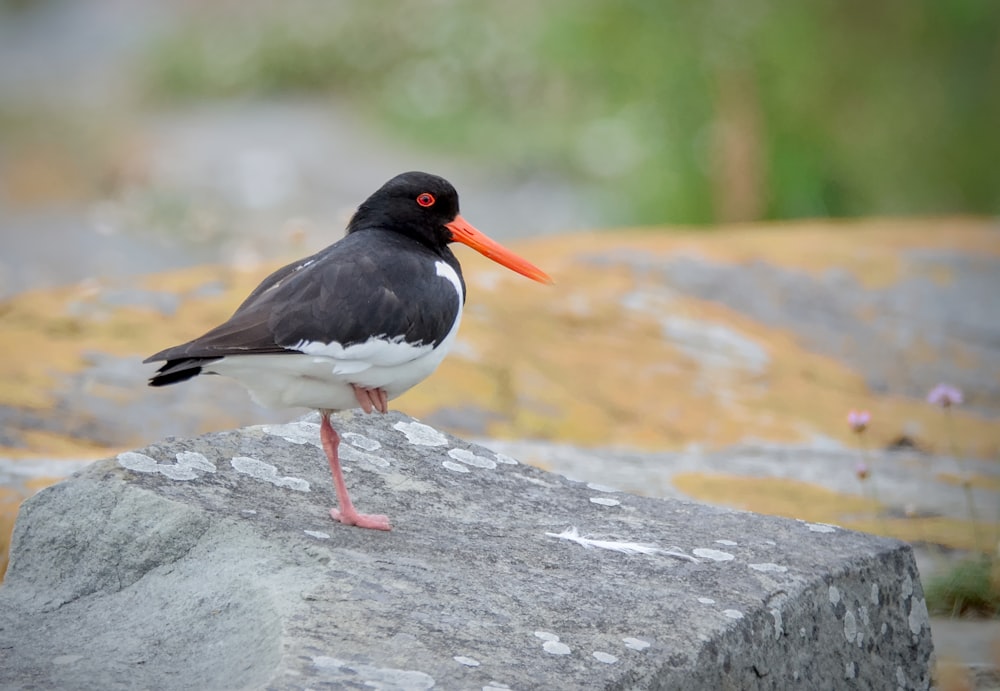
348, 171, 553, 285
347, 171, 460, 250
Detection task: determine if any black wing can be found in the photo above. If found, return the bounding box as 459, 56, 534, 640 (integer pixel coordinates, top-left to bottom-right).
144, 251, 322, 385
145, 230, 464, 385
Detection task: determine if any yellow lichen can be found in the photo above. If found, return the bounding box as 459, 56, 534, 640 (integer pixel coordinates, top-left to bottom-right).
673, 471, 997, 552
1, 217, 997, 459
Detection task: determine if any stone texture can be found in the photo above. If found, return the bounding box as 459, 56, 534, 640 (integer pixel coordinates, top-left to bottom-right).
0, 412, 932, 690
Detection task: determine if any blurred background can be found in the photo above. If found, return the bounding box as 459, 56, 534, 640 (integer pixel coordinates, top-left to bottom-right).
2, 0, 999, 663
2, 0, 998, 286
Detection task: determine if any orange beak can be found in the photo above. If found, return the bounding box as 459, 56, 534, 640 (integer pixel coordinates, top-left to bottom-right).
446, 215, 553, 285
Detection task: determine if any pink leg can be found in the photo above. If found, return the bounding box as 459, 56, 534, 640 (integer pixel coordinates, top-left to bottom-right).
319, 410, 391, 531
352, 384, 389, 414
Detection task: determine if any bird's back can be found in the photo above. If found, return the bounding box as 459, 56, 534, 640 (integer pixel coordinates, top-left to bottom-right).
145, 229, 467, 410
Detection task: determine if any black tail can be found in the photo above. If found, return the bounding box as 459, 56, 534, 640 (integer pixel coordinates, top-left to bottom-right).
148, 358, 218, 387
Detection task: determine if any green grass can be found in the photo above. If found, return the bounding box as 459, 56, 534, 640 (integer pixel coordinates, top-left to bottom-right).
139, 0, 1000, 227
925, 556, 1000, 618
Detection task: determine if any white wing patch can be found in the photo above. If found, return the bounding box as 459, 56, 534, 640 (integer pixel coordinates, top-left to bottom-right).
435, 260, 464, 302
290, 335, 433, 369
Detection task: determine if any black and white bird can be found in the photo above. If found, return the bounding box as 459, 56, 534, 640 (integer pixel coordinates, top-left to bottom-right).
145, 171, 552, 531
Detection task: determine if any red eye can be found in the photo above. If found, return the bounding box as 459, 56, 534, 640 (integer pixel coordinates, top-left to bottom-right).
416, 193, 435, 207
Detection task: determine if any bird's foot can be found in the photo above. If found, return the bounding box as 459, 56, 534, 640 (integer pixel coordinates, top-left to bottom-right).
352, 384, 389, 415
330, 506, 392, 531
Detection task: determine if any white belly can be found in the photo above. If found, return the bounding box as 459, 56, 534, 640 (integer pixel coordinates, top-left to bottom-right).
206, 339, 452, 410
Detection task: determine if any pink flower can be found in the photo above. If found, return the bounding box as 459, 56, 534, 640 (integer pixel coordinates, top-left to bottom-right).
847, 409, 871, 433
855, 462, 870, 481
927, 384, 963, 408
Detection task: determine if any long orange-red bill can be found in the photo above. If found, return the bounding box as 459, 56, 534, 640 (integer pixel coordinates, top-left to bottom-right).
446, 215, 553, 285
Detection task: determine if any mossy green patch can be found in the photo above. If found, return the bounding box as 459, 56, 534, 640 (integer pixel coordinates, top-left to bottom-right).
924, 556, 1000, 617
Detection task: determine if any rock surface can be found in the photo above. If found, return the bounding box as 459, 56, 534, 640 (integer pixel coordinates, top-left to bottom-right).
3, 219, 998, 461
0, 413, 933, 690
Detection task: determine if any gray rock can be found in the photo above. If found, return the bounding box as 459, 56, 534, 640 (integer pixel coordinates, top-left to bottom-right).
590, 242, 1000, 412
0, 412, 933, 690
